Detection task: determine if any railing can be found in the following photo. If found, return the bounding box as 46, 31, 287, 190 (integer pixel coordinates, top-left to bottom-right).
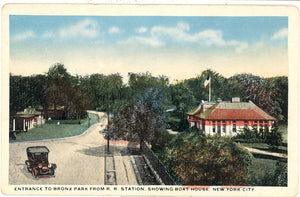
141, 141, 178, 185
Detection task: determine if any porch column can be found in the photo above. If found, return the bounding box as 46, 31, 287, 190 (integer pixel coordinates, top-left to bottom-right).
13, 119, 15, 131
23, 119, 26, 131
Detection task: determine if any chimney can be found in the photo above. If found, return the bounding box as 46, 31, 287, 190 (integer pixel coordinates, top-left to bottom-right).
232, 97, 240, 103
200, 100, 205, 112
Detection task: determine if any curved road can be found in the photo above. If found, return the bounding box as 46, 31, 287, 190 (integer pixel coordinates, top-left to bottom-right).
9, 112, 137, 185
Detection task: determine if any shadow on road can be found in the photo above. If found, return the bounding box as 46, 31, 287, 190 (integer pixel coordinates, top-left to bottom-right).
76, 143, 140, 157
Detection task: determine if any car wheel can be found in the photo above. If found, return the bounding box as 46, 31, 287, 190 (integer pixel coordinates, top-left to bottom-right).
33, 169, 38, 178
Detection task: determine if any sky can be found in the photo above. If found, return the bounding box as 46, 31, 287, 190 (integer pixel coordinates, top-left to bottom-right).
9, 16, 288, 82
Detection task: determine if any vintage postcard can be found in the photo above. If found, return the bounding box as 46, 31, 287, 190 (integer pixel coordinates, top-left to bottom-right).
1, 3, 299, 197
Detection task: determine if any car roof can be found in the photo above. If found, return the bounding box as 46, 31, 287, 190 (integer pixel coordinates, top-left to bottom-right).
27, 146, 49, 153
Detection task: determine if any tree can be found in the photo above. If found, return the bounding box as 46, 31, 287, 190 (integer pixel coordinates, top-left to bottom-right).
136, 88, 166, 148
10, 74, 49, 116
170, 82, 196, 130
128, 72, 169, 103
235, 73, 282, 121
109, 88, 165, 151
45, 63, 89, 120
265, 76, 288, 123
165, 133, 253, 185
266, 124, 282, 148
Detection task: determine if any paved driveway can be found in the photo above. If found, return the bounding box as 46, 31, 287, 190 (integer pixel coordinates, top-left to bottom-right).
9, 112, 137, 185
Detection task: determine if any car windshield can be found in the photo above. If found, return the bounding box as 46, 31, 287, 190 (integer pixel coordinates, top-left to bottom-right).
33, 152, 48, 161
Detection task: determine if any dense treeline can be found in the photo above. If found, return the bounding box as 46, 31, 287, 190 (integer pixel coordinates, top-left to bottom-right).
10, 63, 288, 124
10, 63, 288, 186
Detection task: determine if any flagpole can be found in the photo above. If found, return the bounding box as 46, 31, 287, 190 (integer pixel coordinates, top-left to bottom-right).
209, 79, 211, 102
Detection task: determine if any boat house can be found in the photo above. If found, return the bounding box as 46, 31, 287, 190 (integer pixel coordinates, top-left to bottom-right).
187, 97, 276, 136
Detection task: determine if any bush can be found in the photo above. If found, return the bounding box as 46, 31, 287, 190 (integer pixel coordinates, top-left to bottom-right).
158, 133, 253, 185
259, 161, 287, 186
234, 125, 282, 147
266, 124, 282, 147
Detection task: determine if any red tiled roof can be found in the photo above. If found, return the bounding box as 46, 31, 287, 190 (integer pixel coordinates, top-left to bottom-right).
203, 108, 272, 120
190, 101, 275, 121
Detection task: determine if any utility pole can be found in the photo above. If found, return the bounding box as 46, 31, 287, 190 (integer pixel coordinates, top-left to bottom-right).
106, 111, 110, 153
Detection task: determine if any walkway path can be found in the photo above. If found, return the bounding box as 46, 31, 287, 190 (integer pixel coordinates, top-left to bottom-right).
243, 146, 287, 159
9, 111, 138, 185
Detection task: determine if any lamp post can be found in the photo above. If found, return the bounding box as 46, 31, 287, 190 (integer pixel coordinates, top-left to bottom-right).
106, 111, 111, 154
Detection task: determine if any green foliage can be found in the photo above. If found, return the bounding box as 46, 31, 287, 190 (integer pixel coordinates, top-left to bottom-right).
169, 82, 196, 131
265, 76, 288, 122
10, 65, 288, 129
249, 160, 287, 186
235, 73, 286, 122
234, 125, 282, 148
266, 123, 282, 148
234, 128, 268, 143
10, 74, 49, 115
45, 63, 89, 120
78, 73, 123, 113
157, 133, 253, 185
109, 88, 166, 150
183, 69, 246, 102
273, 162, 287, 186
128, 72, 169, 94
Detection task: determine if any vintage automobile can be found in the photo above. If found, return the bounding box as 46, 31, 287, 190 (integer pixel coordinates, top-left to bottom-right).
25, 146, 57, 178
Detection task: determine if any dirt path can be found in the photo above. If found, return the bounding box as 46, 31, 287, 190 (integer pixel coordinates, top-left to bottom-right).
243, 146, 287, 159
9, 111, 137, 185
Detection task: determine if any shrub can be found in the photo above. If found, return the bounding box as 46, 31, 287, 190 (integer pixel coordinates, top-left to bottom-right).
161, 133, 253, 185
260, 161, 287, 186
234, 125, 282, 147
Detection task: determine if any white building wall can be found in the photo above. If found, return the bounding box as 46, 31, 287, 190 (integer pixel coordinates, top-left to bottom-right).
196, 119, 274, 137
190, 122, 195, 127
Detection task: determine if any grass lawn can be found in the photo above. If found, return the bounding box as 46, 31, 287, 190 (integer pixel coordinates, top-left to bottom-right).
10, 113, 98, 142
278, 124, 287, 144
248, 157, 285, 186
241, 142, 287, 154
240, 124, 288, 154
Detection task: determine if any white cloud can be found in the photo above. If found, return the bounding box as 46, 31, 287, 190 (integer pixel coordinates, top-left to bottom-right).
151, 22, 245, 49
197, 29, 225, 45
42, 31, 54, 38
109, 26, 120, 34
125, 22, 248, 53
135, 27, 148, 33
118, 36, 163, 48
12, 31, 35, 41
271, 28, 288, 40
59, 19, 99, 38
151, 22, 193, 41
231, 41, 249, 53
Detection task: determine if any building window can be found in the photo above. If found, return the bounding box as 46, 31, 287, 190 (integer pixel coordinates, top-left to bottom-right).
222, 121, 226, 133
202, 120, 205, 131
212, 121, 216, 132
233, 121, 236, 132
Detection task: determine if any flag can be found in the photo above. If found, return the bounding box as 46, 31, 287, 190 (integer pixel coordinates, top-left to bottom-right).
204, 76, 211, 88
